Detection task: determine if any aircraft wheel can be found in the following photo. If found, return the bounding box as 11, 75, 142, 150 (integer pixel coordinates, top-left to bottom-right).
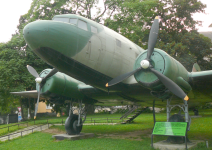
65, 114, 83, 135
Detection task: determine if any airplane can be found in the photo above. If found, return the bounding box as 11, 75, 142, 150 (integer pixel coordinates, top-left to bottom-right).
11, 14, 212, 136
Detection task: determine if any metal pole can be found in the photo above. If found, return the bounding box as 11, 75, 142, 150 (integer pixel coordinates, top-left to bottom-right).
21, 131, 22, 137
167, 99, 170, 122
78, 100, 82, 126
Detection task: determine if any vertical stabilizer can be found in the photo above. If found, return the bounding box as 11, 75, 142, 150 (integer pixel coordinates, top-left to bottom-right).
192, 63, 201, 72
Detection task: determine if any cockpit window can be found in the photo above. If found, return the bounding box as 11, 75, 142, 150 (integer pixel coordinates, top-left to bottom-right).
69, 18, 77, 25
91, 26, 98, 33
78, 20, 88, 31
53, 18, 69, 23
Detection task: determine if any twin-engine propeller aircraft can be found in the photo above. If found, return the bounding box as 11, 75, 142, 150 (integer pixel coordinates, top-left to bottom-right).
12, 14, 212, 135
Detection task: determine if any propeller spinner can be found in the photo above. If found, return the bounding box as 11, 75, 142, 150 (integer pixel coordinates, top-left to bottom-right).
27, 65, 58, 119
105, 16, 189, 101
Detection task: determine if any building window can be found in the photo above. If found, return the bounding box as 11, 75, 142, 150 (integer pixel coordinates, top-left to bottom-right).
46, 104, 52, 109
78, 20, 88, 31
91, 26, 98, 33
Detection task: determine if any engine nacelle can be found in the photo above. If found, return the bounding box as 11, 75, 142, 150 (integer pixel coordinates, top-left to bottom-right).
36, 69, 84, 99
134, 49, 191, 92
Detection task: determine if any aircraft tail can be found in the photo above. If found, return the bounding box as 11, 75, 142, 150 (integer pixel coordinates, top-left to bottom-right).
192, 63, 201, 72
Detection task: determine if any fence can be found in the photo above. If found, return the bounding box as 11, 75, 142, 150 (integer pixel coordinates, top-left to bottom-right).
0, 117, 123, 141
0, 124, 51, 142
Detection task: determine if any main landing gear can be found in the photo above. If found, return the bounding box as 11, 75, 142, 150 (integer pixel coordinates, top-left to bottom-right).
65, 100, 87, 135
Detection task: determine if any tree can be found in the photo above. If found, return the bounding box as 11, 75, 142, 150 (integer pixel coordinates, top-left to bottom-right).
105, 0, 212, 71
1, 0, 123, 115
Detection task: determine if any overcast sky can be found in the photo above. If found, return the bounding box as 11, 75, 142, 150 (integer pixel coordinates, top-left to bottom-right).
0, 0, 211, 43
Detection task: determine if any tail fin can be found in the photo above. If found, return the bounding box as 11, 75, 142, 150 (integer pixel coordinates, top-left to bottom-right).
192, 63, 201, 72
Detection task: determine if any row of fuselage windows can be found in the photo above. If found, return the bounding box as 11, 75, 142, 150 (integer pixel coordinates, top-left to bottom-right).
53, 17, 98, 33
53, 17, 123, 48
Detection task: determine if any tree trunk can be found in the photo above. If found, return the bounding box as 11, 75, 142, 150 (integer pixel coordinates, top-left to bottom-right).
85, 104, 95, 115
28, 99, 33, 119
20, 99, 25, 121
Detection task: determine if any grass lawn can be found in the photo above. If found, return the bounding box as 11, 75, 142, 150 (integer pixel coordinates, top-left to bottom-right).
0, 110, 211, 149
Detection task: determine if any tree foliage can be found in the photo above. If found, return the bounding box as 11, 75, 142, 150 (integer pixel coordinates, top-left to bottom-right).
105, 0, 212, 71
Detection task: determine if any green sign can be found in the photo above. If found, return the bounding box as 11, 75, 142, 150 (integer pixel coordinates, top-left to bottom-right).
152, 122, 187, 136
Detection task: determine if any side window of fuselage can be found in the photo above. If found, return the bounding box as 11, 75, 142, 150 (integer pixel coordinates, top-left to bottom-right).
116, 39, 121, 47
69, 18, 77, 25
53, 18, 69, 23
78, 20, 88, 31
91, 26, 98, 33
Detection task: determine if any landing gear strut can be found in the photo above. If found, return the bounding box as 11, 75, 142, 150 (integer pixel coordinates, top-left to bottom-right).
65, 100, 87, 135
166, 98, 191, 143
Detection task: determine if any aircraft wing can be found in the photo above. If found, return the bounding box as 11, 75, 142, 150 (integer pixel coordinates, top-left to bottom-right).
11, 90, 39, 98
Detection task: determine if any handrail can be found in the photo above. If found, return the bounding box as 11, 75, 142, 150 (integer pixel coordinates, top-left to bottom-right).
120, 106, 138, 119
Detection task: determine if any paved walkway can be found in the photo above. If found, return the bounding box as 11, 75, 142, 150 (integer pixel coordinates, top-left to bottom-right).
0, 124, 52, 142
54, 123, 118, 126
0, 122, 117, 142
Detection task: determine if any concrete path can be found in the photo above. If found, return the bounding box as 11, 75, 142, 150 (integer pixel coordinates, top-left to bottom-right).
0, 124, 52, 142
54, 123, 118, 126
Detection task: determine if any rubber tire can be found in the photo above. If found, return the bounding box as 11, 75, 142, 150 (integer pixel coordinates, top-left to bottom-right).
65, 114, 83, 135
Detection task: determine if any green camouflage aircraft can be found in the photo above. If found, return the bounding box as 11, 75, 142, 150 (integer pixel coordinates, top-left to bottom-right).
12, 14, 212, 135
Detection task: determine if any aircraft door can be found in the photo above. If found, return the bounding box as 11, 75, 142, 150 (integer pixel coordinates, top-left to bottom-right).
89, 35, 101, 61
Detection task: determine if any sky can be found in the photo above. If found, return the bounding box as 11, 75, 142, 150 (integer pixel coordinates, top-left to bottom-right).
0, 0, 211, 43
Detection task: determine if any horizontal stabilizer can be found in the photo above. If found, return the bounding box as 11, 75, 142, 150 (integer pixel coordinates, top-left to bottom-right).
189, 70, 212, 87
11, 90, 38, 98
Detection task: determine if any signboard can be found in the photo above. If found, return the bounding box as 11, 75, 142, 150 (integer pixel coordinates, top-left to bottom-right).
17, 107, 22, 121
152, 122, 187, 136
17, 107, 21, 112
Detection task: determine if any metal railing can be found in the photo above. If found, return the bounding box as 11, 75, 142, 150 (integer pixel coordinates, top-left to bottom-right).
0, 124, 51, 141
120, 106, 139, 119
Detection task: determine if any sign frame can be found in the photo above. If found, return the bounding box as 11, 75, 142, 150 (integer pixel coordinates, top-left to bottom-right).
151, 122, 188, 150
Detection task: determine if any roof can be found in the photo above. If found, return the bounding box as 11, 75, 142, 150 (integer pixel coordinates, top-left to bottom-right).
199, 31, 212, 41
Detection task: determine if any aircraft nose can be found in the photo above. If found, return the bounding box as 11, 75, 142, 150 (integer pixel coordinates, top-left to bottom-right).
23, 21, 49, 50
23, 20, 82, 59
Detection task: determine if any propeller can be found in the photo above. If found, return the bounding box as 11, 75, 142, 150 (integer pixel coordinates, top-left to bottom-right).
105, 16, 189, 101
27, 65, 58, 119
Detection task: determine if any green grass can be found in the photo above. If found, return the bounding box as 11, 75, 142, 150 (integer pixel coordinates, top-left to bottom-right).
0, 125, 25, 136
0, 110, 211, 149
0, 132, 156, 150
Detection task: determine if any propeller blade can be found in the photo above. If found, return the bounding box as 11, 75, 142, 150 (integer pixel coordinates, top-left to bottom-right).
150, 68, 189, 101
34, 85, 41, 119
27, 65, 39, 78
106, 67, 142, 87
41, 68, 58, 83
147, 16, 159, 60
